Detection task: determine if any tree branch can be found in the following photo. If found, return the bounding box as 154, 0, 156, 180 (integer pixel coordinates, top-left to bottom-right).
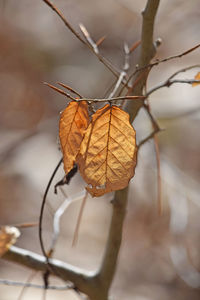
3, 246, 95, 297
125, 0, 160, 122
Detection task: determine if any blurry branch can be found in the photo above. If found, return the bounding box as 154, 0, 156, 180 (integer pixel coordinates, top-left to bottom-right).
17, 271, 38, 300
79, 23, 99, 55
48, 197, 71, 257
147, 79, 200, 96
72, 191, 88, 247
42, 0, 120, 78
109, 43, 130, 108
109, 43, 130, 100
0, 277, 72, 290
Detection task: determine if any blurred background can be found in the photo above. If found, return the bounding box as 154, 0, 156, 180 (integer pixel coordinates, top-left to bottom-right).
0, 0, 200, 299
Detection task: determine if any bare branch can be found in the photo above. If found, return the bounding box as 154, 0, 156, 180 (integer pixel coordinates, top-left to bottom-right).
109, 43, 130, 100
44, 82, 145, 103
168, 64, 200, 80
147, 79, 200, 96
42, 0, 120, 78
57, 83, 82, 98
79, 23, 99, 55
125, 0, 160, 122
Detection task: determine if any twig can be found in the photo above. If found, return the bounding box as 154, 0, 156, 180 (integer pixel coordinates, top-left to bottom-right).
125, 0, 160, 122
0, 278, 72, 290
39, 158, 63, 261
57, 82, 82, 98
146, 79, 200, 96
129, 43, 200, 82
44, 82, 75, 101
168, 64, 200, 80
49, 197, 71, 257
109, 43, 130, 100
44, 82, 145, 102
42, 0, 120, 78
79, 23, 99, 54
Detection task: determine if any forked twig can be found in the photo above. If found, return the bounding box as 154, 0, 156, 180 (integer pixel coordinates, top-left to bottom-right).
44, 81, 145, 102
42, 0, 120, 77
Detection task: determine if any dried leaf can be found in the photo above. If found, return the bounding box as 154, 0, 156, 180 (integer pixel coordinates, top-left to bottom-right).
192, 72, 200, 86
59, 101, 89, 174
0, 226, 20, 257
77, 104, 137, 197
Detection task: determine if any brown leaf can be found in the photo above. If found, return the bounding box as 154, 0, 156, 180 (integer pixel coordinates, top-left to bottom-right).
192, 71, 200, 86
0, 226, 20, 257
59, 101, 89, 174
77, 104, 137, 197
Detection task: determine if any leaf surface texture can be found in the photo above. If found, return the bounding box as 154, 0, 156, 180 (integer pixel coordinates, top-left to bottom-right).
77, 104, 137, 196
59, 101, 89, 173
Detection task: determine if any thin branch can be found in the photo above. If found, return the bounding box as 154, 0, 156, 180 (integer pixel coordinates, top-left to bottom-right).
39, 158, 63, 261
129, 43, 200, 82
168, 64, 200, 80
0, 278, 72, 290
17, 271, 38, 300
57, 82, 82, 98
44, 82, 145, 102
49, 197, 71, 257
147, 79, 200, 96
79, 23, 99, 54
109, 43, 130, 101
72, 191, 88, 247
42, 0, 120, 78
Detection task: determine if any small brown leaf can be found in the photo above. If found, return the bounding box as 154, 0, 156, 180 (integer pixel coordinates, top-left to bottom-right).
192, 72, 200, 86
77, 104, 137, 197
0, 226, 20, 257
59, 101, 89, 174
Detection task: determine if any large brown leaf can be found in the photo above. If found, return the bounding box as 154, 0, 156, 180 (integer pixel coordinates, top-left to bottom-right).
59, 101, 89, 173
77, 104, 137, 197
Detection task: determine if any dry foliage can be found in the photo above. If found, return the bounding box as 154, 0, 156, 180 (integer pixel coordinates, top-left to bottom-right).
77, 104, 137, 197
0, 226, 20, 257
59, 100, 89, 173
